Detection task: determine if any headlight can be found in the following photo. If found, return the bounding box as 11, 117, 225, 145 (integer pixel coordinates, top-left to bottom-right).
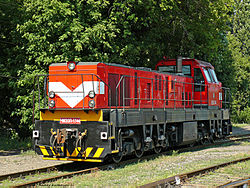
68, 62, 76, 71
49, 91, 55, 98
88, 100, 95, 108
49, 100, 55, 107
33, 130, 39, 138
88, 90, 95, 98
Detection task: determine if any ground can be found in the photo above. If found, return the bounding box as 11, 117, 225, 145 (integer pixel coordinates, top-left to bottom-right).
0, 124, 249, 184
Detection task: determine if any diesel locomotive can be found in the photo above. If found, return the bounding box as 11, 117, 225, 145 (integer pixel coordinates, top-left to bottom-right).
32, 57, 232, 163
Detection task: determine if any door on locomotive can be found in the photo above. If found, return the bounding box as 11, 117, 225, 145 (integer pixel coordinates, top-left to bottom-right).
193, 62, 221, 109
203, 68, 221, 108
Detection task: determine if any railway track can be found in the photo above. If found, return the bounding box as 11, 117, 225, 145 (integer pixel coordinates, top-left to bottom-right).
1, 133, 249, 187
0, 163, 71, 181
219, 177, 250, 187
139, 157, 250, 188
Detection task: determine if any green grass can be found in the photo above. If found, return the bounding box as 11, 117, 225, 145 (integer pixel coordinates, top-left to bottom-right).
46, 149, 249, 187
0, 136, 32, 151
1, 141, 249, 187
188, 160, 250, 186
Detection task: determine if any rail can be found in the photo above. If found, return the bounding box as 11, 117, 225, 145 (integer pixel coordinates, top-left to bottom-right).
7, 134, 249, 187
140, 156, 250, 188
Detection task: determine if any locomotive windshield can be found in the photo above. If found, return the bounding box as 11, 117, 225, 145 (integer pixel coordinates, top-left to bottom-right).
203, 68, 219, 83
203, 69, 212, 83
210, 69, 219, 83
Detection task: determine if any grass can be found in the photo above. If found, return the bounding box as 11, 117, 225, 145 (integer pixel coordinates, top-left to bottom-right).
0, 170, 67, 187
188, 160, 250, 186
45, 146, 249, 187
0, 136, 32, 151
232, 123, 250, 128
1, 141, 249, 187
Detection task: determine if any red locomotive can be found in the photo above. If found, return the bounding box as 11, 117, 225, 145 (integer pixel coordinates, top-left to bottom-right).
33, 57, 231, 162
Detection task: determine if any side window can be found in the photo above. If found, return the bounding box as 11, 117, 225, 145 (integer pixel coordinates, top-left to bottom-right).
182, 65, 191, 76
158, 66, 176, 73
194, 68, 205, 92
194, 68, 205, 83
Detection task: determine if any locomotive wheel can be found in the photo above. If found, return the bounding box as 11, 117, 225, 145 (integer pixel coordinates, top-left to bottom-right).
154, 146, 162, 154
112, 152, 123, 163
134, 148, 144, 158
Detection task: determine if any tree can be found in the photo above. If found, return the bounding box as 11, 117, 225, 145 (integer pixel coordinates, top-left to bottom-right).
0, 0, 25, 135
227, 0, 250, 123
0, 0, 235, 137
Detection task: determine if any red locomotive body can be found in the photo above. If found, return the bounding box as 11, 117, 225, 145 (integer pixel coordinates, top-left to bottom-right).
48, 62, 194, 110
33, 58, 231, 162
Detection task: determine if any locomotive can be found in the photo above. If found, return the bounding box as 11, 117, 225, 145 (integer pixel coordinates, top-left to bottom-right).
32, 57, 232, 163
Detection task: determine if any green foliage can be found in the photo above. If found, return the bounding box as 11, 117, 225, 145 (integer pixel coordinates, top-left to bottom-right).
0, 130, 32, 151
227, 0, 250, 123
0, 0, 25, 133
1, 0, 248, 137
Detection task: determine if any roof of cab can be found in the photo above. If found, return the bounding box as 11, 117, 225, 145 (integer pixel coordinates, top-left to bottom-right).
156, 58, 214, 69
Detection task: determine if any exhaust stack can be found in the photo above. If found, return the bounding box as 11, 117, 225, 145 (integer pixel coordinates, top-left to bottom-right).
176, 56, 182, 74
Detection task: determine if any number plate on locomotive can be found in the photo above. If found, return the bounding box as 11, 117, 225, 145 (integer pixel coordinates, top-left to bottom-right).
60, 118, 81, 124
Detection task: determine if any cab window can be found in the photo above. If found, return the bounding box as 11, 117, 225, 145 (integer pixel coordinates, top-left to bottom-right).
158, 65, 191, 76
194, 68, 205, 83
210, 69, 219, 83
158, 66, 175, 73
182, 65, 191, 76
194, 68, 205, 91
203, 69, 212, 83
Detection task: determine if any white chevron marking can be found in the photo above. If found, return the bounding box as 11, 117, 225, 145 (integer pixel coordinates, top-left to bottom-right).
49, 81, 104, 108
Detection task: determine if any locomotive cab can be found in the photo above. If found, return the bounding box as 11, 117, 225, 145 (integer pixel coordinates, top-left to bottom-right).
155, 58, 222, 109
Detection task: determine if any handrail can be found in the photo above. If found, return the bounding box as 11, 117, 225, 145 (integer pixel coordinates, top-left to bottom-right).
33, 73, 231, 113
34, 73, 112, 110
114, 74, 229, 110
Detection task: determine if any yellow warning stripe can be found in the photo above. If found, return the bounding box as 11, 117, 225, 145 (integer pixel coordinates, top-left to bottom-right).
93, 148, 104, 158
39, 146, 49, 156
43, 157, 102, 162
39, 146, 104, 159
70, 147, 81, 157
83, 147, 93, 158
